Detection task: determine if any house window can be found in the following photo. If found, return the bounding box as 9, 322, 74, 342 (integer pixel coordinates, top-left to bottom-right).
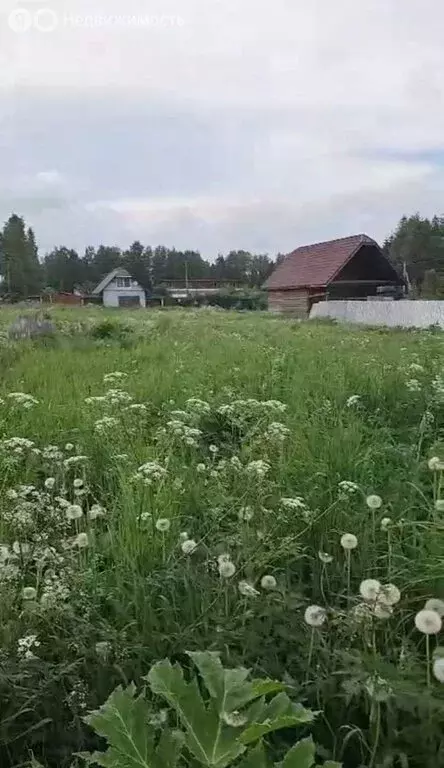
117, 277, 131, 288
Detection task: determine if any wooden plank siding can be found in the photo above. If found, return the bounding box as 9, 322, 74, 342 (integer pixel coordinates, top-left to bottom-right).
267, 289, 309, 317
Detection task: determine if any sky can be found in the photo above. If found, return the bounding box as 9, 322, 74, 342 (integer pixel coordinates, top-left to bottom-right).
1, 0, 444, 258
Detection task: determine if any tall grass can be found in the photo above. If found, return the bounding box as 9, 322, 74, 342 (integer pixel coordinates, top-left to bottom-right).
0, 308, 443, 767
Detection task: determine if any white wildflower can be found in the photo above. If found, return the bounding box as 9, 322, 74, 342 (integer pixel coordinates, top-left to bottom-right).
424, 598, 444, 617
0, 545, 10, 562
245, 460, 271, 478
22, 587, 37, 600
155, 518, 171, 532
222, 711, 248, 728
66, 504, 83, 521
266, 422, 290, 441
415, 609, 442, 635
428, 457, 444, 471
95, 640, 112, 659
304, 605, 327, 627
219, 560, 236, 578
73, 478, 84, 488
346, 395, 361, 407
318, 551, 333, 564
379, 584, 401, 606
181, 539, 198, 555
6, 489, 18, 500
433, 657, 444, 683
238, 506, 254, 522
380, 517, 392, 531
406, 378, 421, 392
373, 602, 393, 620
260, 574, 277, 590
340, 533, 358, 550
73, 532, 89, 548
44, 477, 56, 490
366, 495, 383, 510
12, 541, 30, 555
135, 461, 167, 485
238, 580, 260, 597
360, 579, 382, 602
281, 497, 307, 511
88, 504, 106, 520
196, 463, 206, 473
64, 443, 75, 452
179, 532, 189, 542
435, 500, 444, 512
338, 480, 360, 494
94, 416, 120, 434
209, 444, 219, 454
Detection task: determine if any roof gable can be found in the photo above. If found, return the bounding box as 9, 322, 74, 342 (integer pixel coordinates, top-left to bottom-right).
265, 234, 383, 290
92, 268, 133, 294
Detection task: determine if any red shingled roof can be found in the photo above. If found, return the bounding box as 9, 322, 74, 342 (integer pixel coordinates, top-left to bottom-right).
265, 234, 379, 290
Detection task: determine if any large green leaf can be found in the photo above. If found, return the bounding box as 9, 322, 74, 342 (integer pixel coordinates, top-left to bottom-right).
241, 695, 317, 745
280, 738, 316, 767
237, 740, 270, 767
187, 652, 285, 715
82, 683, 183, 768
148, 658, 245, 767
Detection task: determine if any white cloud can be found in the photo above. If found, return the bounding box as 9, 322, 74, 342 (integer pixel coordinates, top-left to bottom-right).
1, 0, 444, 255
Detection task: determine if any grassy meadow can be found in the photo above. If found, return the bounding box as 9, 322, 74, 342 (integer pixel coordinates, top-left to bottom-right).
1, 307, 444, 767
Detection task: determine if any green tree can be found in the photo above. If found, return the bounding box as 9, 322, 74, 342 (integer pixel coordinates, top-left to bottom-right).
383, 213, 444, 290
123, 241, 152, 292
0, 214, 42, 298
44, 247, 85, 292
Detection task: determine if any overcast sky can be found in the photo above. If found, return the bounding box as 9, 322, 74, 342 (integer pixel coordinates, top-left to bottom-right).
1, 0, 444, 258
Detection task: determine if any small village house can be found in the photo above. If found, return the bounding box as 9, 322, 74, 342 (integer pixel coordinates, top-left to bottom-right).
92, 268, 146, 308
264, 234, 403, 317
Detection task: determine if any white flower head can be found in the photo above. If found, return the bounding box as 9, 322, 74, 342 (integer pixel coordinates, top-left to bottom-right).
428, 456, 444, 471
373, 602, 393, 620
433, 657, 444, 683
218, 560, 236, 579
95, 640, 112, 659
360, 579, 382, 602
424, 598, 444, 618
66, 504, 83, 521
156, 518, 171, 532
260, 574, 277, 590
238, 580, 260, 597
380, 517, 392, 532
181, 539, 198, 555
415, 609, 442, 635
346, 395, 361, 407
222, 710, 248, 728
379, 584, 401, 606
88, 504, 105, 520
435, 500, 444, 512
179, 531, 189, 543
73, 478, 84, 489
304, 604, 327, 627
340, 533, 358, 550
44, 477, 56, 490
338, 480, 360, 494
318, 551, 333, 564
13, 541, 30, 555
22, 587, 37, 600
366, 495, 383, 510
238, 506, 254, 522
73, 532, 89, 548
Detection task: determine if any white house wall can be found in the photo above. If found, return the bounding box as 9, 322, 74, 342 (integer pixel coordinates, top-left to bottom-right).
102, 278, 146, 308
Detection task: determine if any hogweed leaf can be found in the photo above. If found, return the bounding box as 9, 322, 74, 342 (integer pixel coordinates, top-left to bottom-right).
83, 683, 157, 768
187, 651, 284, 714
240, 696, 317, 745
280, 737, 316, 767
155, 729, 185, 767
237, 740, 270, 767
148, 658, 245, 767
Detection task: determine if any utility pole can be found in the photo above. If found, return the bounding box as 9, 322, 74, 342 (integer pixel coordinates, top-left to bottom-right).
185, 260, 189, 292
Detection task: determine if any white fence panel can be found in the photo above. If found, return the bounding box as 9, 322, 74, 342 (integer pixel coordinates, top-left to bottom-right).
310, 300, 444, 329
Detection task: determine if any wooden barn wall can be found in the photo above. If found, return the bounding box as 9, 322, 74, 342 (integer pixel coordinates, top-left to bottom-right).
267, 289, 309, 317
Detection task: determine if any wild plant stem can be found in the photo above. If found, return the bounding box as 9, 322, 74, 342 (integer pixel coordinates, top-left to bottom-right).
306, 628, 315, 685
369, 701, 381, 768
346, 550, 351, 606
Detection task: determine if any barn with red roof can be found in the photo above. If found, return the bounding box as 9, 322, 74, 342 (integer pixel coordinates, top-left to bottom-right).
264, 234, 403, 317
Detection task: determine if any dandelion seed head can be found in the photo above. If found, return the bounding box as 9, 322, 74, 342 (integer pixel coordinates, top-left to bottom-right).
436, 500, 444, 512
340, 533, 358, 550
415, 609, 442, 635
380, 517, 392, 531
88, 504, 105, 520
66, 504, 83, 521
218, 560, 236, 578
44, 477, 56, 490
181, 539, 198, 555
155, 518, 171, 532
222, 711, 248, 727
433, 657, 444, 683
304, 604, 327, 627
373, 602, 393, 620
360, 579, 382, 602
318, 551, 333, 564
424, 598, 444, 618
22, 587, 37, 600
73, 532, 89, 548
260, 574, 277, 590
379, 584, 401, 606
73, 478, 84, 489
428, 456, 443, 471
366, 494, 383, 510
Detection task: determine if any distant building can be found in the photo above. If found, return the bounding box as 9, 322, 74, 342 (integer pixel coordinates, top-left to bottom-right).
92, 268, 146, 308
160, 278, 243, 300
264, 234, 403, 317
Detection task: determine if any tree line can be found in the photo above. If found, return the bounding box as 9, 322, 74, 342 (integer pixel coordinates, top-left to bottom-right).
2, 211, 444, 300
0, 214, 276, 299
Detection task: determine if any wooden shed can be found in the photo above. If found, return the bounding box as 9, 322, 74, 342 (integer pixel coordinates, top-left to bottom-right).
264, 234, 403, 317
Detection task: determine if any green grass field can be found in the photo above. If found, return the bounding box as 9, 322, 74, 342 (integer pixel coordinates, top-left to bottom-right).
1, 307, 444, 768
